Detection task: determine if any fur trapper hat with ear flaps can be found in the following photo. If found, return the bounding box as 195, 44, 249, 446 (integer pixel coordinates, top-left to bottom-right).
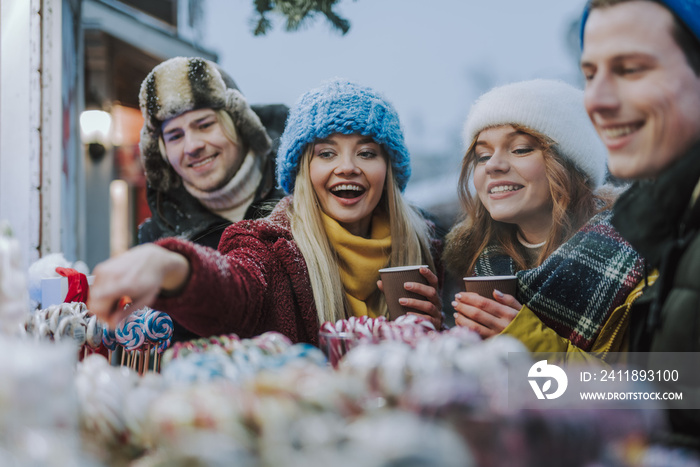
462, 79, 608, 188
139, 57, 271, 192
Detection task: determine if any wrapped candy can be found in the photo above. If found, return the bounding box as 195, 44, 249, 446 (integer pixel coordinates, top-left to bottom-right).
160, 334, 328, 386
85, 315, 104, 349
318, 314, 439, 368
161, 352, 242, 385
252, 331, 293, 355
23, 302, 111, 364
0, 223, 28, 334
55, 314, 87, 347
0, 338, 89, 465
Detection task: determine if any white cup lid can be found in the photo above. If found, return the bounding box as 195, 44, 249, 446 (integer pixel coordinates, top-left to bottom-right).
379, 265, 428, 273
463, 275, 517, 281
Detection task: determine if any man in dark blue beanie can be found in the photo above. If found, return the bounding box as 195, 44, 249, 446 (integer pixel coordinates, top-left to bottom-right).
581, 0, 700, 451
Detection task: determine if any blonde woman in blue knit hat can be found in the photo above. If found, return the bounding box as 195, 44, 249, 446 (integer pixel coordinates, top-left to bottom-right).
87, 79, 443, 343
443, 79, 648, 362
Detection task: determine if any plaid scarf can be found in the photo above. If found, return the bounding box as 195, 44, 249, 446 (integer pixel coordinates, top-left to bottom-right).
475, 210, 645, 351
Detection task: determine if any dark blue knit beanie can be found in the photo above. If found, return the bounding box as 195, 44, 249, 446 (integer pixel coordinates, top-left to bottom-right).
580, 0, 700, 47
276, 79, 411, 194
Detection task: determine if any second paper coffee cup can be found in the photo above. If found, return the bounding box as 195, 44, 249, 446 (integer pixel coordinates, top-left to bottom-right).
379, 265, 429, 320
463, 275, 517, 299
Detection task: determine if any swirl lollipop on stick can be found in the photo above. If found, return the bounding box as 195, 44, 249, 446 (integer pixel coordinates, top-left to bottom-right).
116, 312, 145, 371
102, 326, 118, 364
143, 308, 173, 342
143, 308, 173, 373
155, 338, 171, 372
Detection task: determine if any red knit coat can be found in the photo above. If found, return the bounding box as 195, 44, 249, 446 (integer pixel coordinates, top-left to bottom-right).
153, 197, 319, 345
153, 196, 442, 346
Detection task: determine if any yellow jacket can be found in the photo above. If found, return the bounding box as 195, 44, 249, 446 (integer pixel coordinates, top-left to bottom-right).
501, 271, 658, 364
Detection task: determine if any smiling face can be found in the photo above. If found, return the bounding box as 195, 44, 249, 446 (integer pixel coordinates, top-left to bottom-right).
309, 133, 388, 237
472, 126, 553, 241
161, 108, 245, 192
581, 1, 700, 179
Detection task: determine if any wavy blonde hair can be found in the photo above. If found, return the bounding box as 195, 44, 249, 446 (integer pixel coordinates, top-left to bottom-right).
444, 124, 616, 278
289, 144, 437, 324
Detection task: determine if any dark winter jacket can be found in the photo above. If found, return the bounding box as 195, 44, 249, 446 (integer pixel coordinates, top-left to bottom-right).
137, 157, 284, 249
137, 104, 288, 250
612, 139, 700, 450
151, 196, 443, 347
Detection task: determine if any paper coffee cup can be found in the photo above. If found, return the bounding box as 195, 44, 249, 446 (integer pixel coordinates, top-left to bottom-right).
379, 265, 429, 320
463, 275, 517, 299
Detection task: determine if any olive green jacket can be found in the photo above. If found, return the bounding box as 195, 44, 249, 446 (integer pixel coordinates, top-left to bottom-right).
502, 271, 657, 365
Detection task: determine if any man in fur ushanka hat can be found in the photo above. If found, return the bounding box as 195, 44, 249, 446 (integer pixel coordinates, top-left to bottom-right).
137, 57, 287, 251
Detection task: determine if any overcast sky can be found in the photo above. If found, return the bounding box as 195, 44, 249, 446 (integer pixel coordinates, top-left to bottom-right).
203, 0, 588, 187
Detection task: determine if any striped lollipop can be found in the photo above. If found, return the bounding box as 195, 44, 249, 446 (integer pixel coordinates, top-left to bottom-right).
115, 312, 145, 351
156, 337, 171, 354
143, 308, 174, 345
102, 326, 118, 351
146, 309, 173, 372
102, 325, 118, 364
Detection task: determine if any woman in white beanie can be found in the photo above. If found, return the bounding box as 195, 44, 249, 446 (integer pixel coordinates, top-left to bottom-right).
444, 79, 648, 361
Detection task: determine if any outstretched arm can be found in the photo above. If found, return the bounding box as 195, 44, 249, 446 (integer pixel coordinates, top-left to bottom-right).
87, 244, 190, 328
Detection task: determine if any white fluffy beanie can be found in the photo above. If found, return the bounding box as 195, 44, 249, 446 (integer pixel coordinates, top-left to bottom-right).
462, 79, 607, 188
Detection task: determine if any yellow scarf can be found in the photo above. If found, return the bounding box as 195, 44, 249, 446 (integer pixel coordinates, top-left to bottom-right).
321, 211, 391, 318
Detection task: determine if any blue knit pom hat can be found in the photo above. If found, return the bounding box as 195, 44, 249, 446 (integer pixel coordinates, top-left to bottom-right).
580, 0, 700, 46
276, 79, 411, 194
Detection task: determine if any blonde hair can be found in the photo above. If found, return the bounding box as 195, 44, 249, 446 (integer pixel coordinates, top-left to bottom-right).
289, 144, 437, 324
157, 109, 242, 163
444, 124, 615, 278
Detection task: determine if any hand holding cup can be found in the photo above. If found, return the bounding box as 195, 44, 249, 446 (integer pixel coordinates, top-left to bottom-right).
378, 265, 443, 329
453, 275, 521, 338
